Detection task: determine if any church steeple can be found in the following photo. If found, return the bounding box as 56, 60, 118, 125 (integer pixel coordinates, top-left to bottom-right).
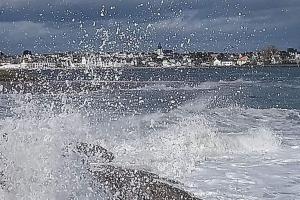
158, 43, 162, 50
156, 43, 164, 57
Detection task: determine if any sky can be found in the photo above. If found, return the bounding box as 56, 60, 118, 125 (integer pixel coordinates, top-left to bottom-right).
0, 0, 299, 54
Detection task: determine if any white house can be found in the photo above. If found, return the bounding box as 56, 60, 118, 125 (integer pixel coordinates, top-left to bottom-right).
213, 58, 222, 66
296, 53, 300, 64
271, 55, 281, 65
162, 60, 170, 67
81, 57, 87, 65
201, 62, 210, 67
148, 62, 157, 67
221, 61, 235, 66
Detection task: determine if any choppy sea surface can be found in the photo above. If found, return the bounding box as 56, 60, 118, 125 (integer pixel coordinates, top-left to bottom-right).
0, 66, 300, 199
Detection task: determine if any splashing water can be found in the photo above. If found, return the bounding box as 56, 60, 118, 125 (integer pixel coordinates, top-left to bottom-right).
0, 95, 109, 199
0, 70, 299, 199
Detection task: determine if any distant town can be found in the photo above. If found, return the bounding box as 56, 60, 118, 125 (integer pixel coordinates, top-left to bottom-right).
1, 44, 300, 69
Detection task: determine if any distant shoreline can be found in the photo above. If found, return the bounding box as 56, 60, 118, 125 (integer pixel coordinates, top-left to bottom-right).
0, 63, 300, 71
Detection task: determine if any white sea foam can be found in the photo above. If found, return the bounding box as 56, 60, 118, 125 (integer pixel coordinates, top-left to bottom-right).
132, 81, 220, 91
130, 78, 256, 92
112, 113, 281, 178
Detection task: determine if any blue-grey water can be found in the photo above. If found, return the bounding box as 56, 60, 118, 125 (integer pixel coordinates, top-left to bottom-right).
0, 66, 300, 199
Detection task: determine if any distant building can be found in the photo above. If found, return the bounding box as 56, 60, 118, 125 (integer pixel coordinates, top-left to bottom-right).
295, 52, 300, 64
156, 43, 164, 57
23, 50, 32, 56
213, 58, 222, 66
271, 55, 281, 64
162, 59, 170, 67
163, 49, 174, 57
221, 60, 235, 66
287, 48, 297, 55
27, 62, 56, 69
237, 56, 249, 66
81, 56, 87, 65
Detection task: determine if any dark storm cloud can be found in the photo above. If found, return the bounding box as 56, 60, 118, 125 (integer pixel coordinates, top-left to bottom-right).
0, 0, 193, 23
0, 0, 300, 53
2, 0, 292, 22
1, 0, 298, 23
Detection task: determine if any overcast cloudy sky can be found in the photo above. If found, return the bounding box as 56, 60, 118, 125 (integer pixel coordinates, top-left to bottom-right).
0, 0, 299, 54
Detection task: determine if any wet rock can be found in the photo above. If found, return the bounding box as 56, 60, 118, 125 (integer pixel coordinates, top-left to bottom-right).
0, 153, 9, 191
0, 170, 7, 189
64, 142, 115, 163
75, 142, 115, 162
1, 133, 8, 142
90, 164, 201, 200
0, 133, 8, 190
67, 143, 201, 199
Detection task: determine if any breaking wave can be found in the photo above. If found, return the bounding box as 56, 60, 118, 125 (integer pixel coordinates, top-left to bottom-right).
113, 111, 281, 178
0, 91, 283, 198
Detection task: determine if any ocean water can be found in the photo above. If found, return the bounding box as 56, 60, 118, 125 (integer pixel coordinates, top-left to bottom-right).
0, 66, 300, 199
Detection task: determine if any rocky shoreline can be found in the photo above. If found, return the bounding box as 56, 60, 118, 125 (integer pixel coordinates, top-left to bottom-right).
1, 141, 201, 199
75, 142, 202, 200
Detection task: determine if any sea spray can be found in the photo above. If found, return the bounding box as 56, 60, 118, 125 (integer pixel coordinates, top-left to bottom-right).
0, 95, 107, 199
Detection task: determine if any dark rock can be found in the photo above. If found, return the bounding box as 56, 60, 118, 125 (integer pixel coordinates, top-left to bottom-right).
63, 142, 115, 164
2, 133, 8, 142
0, 152, 9, 190
90, 164, 201, 200
0, 170, 7, 189
75, 142, 115, 162
0, 133, 8, 190
66, 143, 201, 199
